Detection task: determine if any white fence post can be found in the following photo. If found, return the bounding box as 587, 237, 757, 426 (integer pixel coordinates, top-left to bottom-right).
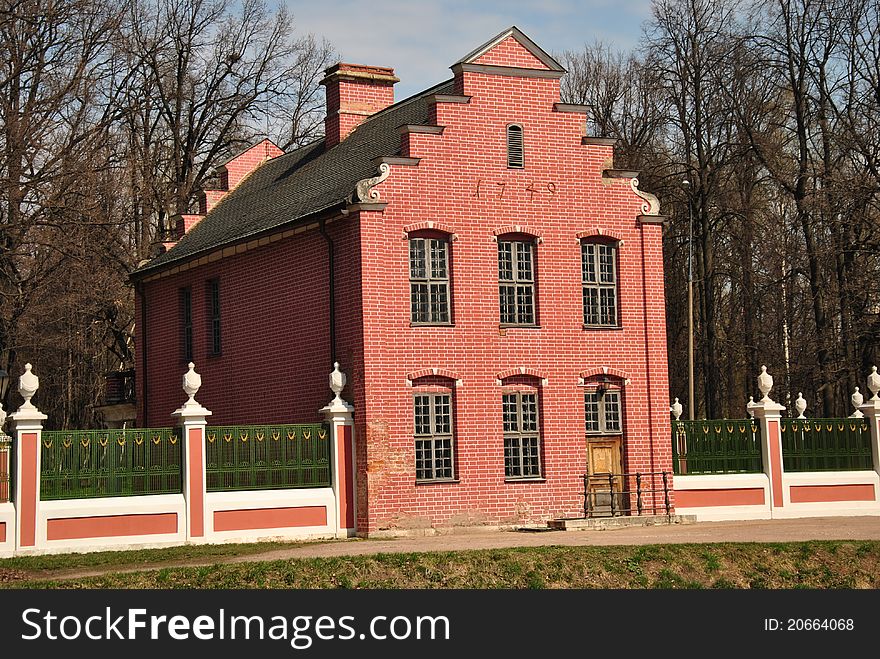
321, 363, 356, 538
750, 366, 787, 514
11, 364, 47, 551
172, 362, 211, 542
860, 366, 880, 478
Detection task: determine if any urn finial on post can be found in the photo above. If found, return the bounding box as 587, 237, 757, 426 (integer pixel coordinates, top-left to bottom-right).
850, 387, 865, 418
330, 362, 347, 405
867, 366, 880, 401
18, 363, 39, 410
757, 365, 773, 402
182, 362, 202, 407
746, 396, 756, 418
670, 398, 683, 421
795, 393, 807, 419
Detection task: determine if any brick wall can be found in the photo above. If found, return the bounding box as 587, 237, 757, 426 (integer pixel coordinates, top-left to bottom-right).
352, 59, 672, 533
472, 36, 549, 69
136, 217, 363, 429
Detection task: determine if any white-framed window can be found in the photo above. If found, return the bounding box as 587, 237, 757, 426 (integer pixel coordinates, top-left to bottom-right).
410, 237, 451, 324
503, 391, 541, 479
584, 389, 622, 434
582, 241, 618, 327
414, 393, 455, 481
499, 239, 536, 325
507, 124, 524, 168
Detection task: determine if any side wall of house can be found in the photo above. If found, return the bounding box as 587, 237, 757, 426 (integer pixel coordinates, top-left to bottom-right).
354, 40, 671, 533
136, 218, 363, 428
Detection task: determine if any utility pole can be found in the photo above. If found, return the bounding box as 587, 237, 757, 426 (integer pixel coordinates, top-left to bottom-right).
683, 179, 695, 420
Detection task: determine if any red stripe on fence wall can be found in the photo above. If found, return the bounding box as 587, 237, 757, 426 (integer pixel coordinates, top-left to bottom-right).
20, 433, 37, 547
768, 420, 784, 508
0, 522, 5, 543
213, 506, 327, 532
189, 428, 204, 537
46, 513, 178, 541
675, 488, 765, 508
789, 484, 875, 503
340, 425, 355, 529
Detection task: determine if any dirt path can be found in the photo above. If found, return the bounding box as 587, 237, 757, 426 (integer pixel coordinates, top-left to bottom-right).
13, 515, 879, 583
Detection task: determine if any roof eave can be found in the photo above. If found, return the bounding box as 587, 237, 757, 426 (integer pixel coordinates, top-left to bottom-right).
130, 201, 349, 283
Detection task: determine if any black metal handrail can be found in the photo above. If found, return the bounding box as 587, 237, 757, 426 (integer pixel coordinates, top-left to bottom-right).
581, 471, 672, 518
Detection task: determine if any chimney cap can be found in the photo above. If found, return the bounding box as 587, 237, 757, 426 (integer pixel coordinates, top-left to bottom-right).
320, 62, 399, 86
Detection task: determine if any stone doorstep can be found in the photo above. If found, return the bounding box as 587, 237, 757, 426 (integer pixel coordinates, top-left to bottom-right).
547, 514, 697, 532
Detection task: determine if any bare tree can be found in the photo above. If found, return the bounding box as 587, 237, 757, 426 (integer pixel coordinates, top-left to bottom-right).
647, 0, 748, 418
0, 0, 334, 427
559, 0, 880, 418
118, 0, 335, 257
0, 0, 127, 419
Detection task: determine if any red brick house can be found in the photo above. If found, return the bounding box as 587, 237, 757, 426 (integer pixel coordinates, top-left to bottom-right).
131, 27, 673, 535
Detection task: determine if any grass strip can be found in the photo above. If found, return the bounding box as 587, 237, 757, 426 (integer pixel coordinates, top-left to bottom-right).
3, 540, 878, 589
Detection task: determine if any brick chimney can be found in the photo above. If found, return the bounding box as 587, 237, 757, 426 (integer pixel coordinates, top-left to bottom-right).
174, 213, 203, 240
161, 138, 284, 252
321, 63, 399, 148
218, 138, 284, 191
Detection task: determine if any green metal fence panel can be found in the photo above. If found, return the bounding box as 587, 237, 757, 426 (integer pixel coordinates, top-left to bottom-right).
781, 418, 873, 471
205, 424, 331, 492
41, 428, 183, 500
671, 419, 763, 474
0, 436, 10, 503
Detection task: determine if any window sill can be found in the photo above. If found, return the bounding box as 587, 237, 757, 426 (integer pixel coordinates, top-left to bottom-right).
410, 322, 455, 328
499, 324, 541, 329
582, 324, 622, 330
415, 478, 460, 485
585, 432, 623, 438
504, 477, 546, 483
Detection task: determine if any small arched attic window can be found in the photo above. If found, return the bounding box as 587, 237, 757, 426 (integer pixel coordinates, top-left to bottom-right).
507, 124, 524, 168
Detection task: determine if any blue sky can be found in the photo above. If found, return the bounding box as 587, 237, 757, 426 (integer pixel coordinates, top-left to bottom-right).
285, 0, 654, 99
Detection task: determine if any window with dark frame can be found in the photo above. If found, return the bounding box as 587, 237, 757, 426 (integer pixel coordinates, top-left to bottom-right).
502, 391, 541, 479
582, 241, 619, 327
180, 287, 193, 362
498, 240, 536, 325
410, 237, 450, 324
584, 389, 622, 434
208, 279, 221, 355
414, 393, 455, 481
507, 124, 524, 168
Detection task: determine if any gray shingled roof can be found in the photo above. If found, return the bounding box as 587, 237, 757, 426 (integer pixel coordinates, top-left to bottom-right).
133, 78, 455, 278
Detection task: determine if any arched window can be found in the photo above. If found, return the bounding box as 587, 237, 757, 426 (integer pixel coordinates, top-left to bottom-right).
498, 236, 537, 326
507, 124, 524, 168
411, 375, 457, 482
581, 239, 619, 327
409, 232, 451, 324
498, 373, 544, 480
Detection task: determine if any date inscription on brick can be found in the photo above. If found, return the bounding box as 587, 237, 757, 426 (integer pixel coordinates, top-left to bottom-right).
473, 180, 558, 201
